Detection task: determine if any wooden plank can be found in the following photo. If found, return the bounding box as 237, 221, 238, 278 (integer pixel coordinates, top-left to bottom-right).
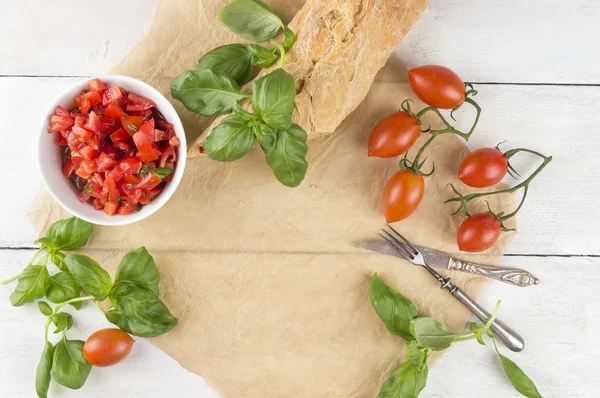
0, 0, 154, 76
0, 0, 599, 84
396, 0, 600, 84
1, 76, 598, 255
0, 249, 597, 397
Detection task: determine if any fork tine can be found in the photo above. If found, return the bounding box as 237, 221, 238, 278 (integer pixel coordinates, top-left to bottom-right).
380, 230, 415, 260
377, 233, 412, 260
386, 224, 419, 255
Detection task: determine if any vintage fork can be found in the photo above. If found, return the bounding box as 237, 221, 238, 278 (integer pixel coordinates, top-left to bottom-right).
379, 225, 525, 352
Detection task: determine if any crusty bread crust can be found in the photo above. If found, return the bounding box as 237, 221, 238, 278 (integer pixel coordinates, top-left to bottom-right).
188, 0, 429, 157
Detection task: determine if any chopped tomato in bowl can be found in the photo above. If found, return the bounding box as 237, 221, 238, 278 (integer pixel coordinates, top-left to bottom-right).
39, 75, 186, 226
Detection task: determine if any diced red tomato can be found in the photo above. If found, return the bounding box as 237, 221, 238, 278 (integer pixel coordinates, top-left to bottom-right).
117, 156, 142, 175
107, 167, 124, 183
105, 104, 126, 120
113, 141, 131, 152
103, 177, 119, 203
146, 187, 163, 200
91, 199, 103, 210
110, 128, 130, 143
73, 125, 93, 142
122, 116, 144, 136
138, 195, 152, 205
48, 107, 75, 133
71, 154, 83, 168
79, 189, 92, 203
155, 119, 173, 131
62, 160, 74, 178
85, 111, 102, 133
126, 93, 156, 112
89, 78, 107, 92
75, 95, 91, 114
97, 152, 116, 172
85, 91, 102, 105
136, 173, 162, 191
139, 118, 155, 139
92, 103, 106, 116
120, 182, 143, 204
74, 115, 85, 127
103, 85, 123, 105
79, 145, 98, 161
133, 131, 159, 162
154, 129, 169, 142
75, 166, 92, 180
169, 136, 180, 147
81, 159, 98, 175
159, 146, 176, 168
56, 134, 68, 146
123, 175, 140, 184
104, 202, 119, 216
118, 201, 139, 215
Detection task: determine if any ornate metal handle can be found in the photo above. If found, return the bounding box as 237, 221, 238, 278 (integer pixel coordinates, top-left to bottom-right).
450, 260, 540, 287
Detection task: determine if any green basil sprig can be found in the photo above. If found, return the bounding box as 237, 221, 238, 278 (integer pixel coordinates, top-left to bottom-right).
369, 274, 542, 398
220, 0, 285, 42
172, 0, 307, 187
0, 217, 178, 396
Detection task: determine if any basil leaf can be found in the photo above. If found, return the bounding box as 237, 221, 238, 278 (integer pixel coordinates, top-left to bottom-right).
253, 122, 277, 152
197, 44, 253, 85
107, 282, 177, 337
35, 342, 53, 398
46, 272, 83, 309
264, 124, 308, 187
9, 264, 50, 307
52, 312, 74, 333
45, 217, 94, 251
151, 168, 174, 179
139, 167, 150, 174
65, 255, 112, 301
252, 68, 296, 130
497, 351, 543, 397
409, 317, 456, 351
377, 362, 428, 398
204, 114, 256, 161
35, 237, 57, 252
369, 273, 419, 341
404, 341, 426, 368
219, 0, 283, 42
50, 339, 91, 390
50, 252, 68, 272
38, 301, 53, 316
282, 27, 296, 50
171, 69, 247, 117
115, 247, 160, 296
249, 44, 277, 68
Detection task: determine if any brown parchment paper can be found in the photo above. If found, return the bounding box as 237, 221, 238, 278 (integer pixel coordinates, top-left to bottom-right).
29, 1, 516, 397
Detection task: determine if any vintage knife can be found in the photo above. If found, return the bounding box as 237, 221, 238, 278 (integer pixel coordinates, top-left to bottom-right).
359, 240, 539, 287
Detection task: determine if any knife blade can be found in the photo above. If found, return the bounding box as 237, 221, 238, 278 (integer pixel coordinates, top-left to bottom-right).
358, 240, 539, 287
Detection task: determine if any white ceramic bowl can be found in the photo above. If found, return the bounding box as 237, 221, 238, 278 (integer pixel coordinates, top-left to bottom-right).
38, 74, 187, 226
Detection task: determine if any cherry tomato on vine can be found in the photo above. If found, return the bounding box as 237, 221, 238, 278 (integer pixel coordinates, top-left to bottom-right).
457, 213, 501, 252
408, 65, 465, 109
83, 328, 135, 367
458, 147, 509, 188
368, 112, 421, 158
382, 170, 425, 222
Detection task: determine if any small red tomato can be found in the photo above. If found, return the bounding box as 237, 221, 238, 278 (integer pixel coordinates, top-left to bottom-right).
382, 170, 425, 222
457, 213, 502, 252
408, 65, 465, 109
459, 147, 508, 188
83, 328, 135, 367
368, 112, 421, 158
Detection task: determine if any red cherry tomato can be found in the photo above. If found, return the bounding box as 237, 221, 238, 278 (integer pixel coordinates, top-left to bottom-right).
408, 65, 465, 109
382, 170, 425, 223
368, 112, 421, 158
457, 213, 501, 252
83, 328, 135, 367
459, 147, 508, 188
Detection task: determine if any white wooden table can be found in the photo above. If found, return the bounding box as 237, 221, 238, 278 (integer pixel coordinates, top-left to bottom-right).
1, 1, 598, 397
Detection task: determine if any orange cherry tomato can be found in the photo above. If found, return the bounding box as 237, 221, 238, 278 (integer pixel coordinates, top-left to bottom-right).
457, 213, 501, 252
459, 147, 508, 188
83, 328, 135, 367
368, 112, 421, 158
382, 170, 425, 223
408, 65, 465, 109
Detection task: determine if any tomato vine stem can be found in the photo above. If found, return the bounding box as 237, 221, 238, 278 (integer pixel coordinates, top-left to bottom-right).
446, 150, 552, 228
